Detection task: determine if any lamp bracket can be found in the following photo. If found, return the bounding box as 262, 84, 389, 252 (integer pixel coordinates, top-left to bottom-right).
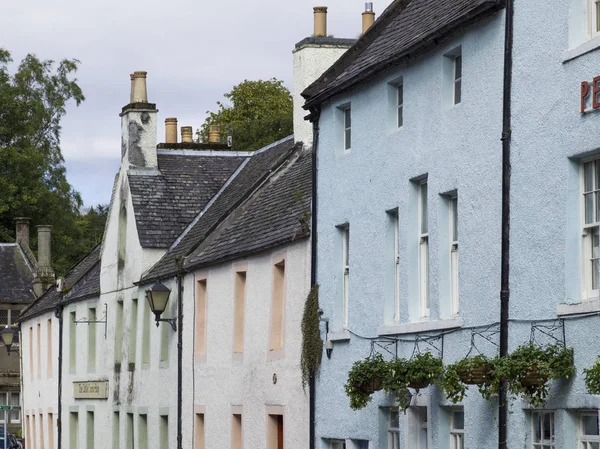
156, 317, 177, 332
74, 303, 108, 339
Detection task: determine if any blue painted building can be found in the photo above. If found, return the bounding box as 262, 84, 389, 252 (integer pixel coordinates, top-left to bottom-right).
303, 0, 600, 447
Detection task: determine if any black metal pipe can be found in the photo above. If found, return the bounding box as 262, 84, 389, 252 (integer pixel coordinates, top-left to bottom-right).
309, 107, 321, 449
56, 306, 64, 449
176, 274, 183, 449
499, 0, 514, 447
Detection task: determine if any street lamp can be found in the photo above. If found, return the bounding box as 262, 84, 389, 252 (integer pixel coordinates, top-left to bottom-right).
145, 282, 177, 331
0, 325, 18, 355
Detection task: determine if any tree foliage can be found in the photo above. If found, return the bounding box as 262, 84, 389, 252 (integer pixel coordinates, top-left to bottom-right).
0, 48, 97, 275
200, 78, 293, 151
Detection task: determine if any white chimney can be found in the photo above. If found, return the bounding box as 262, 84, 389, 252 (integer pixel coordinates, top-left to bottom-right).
292, 8, 356, 149
120, 71, 158, 168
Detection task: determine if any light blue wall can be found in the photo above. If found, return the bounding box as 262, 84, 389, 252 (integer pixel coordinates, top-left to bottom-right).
314, 1, 600, 447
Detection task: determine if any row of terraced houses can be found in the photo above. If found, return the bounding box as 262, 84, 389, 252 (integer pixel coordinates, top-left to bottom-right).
5, 0, 600, 448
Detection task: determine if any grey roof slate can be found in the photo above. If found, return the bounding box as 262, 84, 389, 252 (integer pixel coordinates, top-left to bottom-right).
20, 245, 101, 321
185, 148, 311, 269
129, 153, 246, 248
303, 0, 504, 107
0, 244, 35, 305
141, 136, 298, 282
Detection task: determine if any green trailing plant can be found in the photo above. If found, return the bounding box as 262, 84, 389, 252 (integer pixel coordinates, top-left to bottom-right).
345, 353, 390, 410
300, 285, 323, 390
383, 353, 443, 411
584, 357, 600, 394
497, 343, 575, 407
441, 355, 499, 403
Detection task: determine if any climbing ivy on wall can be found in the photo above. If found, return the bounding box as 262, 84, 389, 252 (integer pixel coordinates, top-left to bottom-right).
301, 284, 323, 390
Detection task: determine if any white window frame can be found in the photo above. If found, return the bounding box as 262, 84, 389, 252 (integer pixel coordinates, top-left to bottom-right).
579, 411, 600, 449
397, 83, 404, 128
453, 54, 462, 105
418, 181, 429, 318
450, 410, 464, 449
449, 195, 459, 315
342, 226, 350, 329
581, 158, 600, 300
388, 408, 400, 449
589, 0, 600, 39
343, 106, 351, 151
531, 411, 555, 449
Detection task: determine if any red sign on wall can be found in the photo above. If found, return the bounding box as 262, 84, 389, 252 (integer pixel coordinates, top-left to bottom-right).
581, 78, 600, 113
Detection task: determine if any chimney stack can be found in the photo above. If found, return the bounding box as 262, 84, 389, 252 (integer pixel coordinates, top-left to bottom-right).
314, 6, 328, 37
131, 71, 148, 103
120, 71, 158, 169
181, 126, 193, 143
165, 118, 178, 144
362, 3, 375, 34
15, 217, 30, 248
208, 125, 221, 143
32, 225, 55, 297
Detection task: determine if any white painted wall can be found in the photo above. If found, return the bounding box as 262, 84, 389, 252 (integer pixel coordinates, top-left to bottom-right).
190, 239, 311, 449
21, 310, 60, 449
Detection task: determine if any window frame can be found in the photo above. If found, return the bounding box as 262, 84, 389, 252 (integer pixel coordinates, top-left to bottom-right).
450, 409, 464, 449
581, 157, 600, 300
449, 195, 459, 315
589, 0, 600, 39
418, 181, 430, 318
397, 83, 404, 128
388, 408, 400, 449
578, 410, 600, 449
453, 54, 462, 105
343, 106, 352, 151
341, 225, 350, 329
531, 411, 555, 449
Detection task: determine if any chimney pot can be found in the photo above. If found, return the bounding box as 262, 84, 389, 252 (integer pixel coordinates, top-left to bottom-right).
313, 6, 328, 37
208, 125, 221, 143
131, 71, 148, 103
362, 3, 375, 34
15, 217, 31, 248
165, 118, 178, 144
181, 126, 193, 143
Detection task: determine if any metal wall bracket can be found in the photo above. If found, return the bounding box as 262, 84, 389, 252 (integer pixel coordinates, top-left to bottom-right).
74, 303, 108, 339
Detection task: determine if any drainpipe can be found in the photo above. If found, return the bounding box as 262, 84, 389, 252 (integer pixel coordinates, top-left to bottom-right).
56, 306, 64, 449
309, 106, 321, 449
176, 274, 183, 449
499, 0, 514, 448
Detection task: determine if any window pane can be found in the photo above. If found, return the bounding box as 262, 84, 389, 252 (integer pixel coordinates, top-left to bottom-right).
583, 414, 599, 436
543, 413, 553, 440
455, 80, 462, 104
452, 197, 458, 242
590, 442, 599, 449
421, 183, 428, 234
534, 413, 542, 442
453, 411, 464, 430
586, 162, 594, 192
345, 129, 351, 150
597, 2, 600, 32
344, 108, 351, 129
390, 410, 399, 428
398, 84, 403, 107
586, 193, 594, 224
10, 393, 19, 421
398, 105, 403, 128
593, 228, 599, 290
455, 55, 462, 79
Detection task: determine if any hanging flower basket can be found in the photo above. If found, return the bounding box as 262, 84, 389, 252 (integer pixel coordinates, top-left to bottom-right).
345, 353, 390, 410
457, 363, 493, 385
520, 363, 549, 387
408, 379, 431, 390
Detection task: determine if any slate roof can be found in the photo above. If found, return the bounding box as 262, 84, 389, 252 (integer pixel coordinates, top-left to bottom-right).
20, 245, 101, 321
141, 136, 298, 282
128, 153, 246, 248
303, 0, 505, 107
0, 244, 35, 304
185, 148, 311, 270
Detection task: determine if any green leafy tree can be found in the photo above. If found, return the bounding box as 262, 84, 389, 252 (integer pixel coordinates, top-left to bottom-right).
200, 78, 293, 151
0, 48, 86, 275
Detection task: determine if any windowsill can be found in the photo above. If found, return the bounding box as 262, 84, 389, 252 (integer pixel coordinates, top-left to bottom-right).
377, 317, 463, 336
563, 35, 600, 62
328, 330, 351, 342
557, 298, 600, 316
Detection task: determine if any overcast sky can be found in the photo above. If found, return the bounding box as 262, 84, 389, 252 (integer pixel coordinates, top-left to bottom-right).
1, 0, 393, 208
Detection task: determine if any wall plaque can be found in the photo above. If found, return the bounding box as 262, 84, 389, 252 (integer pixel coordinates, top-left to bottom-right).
73, 381, 109, 399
